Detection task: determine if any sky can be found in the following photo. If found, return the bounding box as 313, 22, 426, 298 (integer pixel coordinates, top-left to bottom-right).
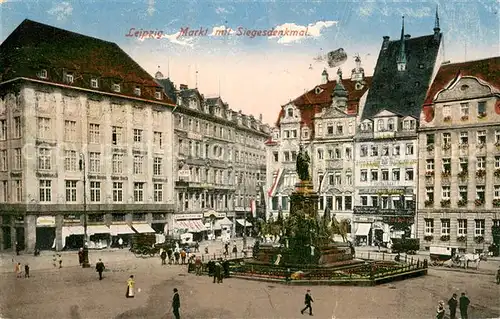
0, 0, 498, 125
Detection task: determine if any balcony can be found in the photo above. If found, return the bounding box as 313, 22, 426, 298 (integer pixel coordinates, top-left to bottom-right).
457, 199, 467, 207
440, 199, 451, 208
457, 171, 468, 183
476, 169, 486, 184
424, 200, 434, 208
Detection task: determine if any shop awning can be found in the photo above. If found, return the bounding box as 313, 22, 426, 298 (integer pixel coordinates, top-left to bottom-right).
215, 217, 233, 228
62, 226, 85, 238
355, 223, 371, 236
109, 224, 135, 236
236, 219, 252, 227
176, 220, 206, 233
131, 223, 156, 233
87, 225, 110, 235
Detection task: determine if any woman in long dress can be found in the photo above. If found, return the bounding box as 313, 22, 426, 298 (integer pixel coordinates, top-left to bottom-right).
126, 275, 135, 298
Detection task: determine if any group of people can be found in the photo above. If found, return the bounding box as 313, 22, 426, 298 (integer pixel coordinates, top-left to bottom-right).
436, 292, 470, 319
14, 262, 29, 278
159, 246, 192, 265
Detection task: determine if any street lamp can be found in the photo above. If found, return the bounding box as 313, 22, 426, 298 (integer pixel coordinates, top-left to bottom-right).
79, 153, 90, 268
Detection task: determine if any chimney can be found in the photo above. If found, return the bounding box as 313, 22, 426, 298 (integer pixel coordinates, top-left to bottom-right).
404, 34, 411, 39
179, 84, 188, 90
259, 114, 263, 122
382, 36, 390, 50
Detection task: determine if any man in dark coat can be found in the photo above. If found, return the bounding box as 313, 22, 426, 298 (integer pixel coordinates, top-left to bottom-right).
301, 289, 313, 315
160, 250, 167, 265
459, 292, 470, 319
95, 259, 105, 280
448, 293, 458, 319
214, 261, 222, 283
172, 288, 180, 319
222, 259, 230, 278
95, 259, 106, 280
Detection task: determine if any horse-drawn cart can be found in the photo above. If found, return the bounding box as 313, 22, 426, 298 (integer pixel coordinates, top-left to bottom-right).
130, 233, 160, 257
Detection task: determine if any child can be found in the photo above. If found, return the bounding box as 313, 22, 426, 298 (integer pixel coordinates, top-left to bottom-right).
15, 262, 22, 278
52, 255, 57, 267
24, 264, 30, 278
58, 254, 62, 268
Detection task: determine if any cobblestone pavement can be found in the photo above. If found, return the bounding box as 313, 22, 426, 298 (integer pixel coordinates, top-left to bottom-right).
1, 253, 499, 319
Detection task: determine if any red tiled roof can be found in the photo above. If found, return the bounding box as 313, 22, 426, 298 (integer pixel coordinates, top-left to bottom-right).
423, 57, 500, 106
0, 19, 175, 105
275, 77, 372, 128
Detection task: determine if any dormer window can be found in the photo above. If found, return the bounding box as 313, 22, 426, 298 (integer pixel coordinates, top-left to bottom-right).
37, 69, 48, 79
65, 73, 74, 84
91, 78, 99, 88
134, 87, 141, 96
287, 108, 293, 117
315, 87, 323, 94
355, 83, 363, 90
155, 91, 162, 100
112, 83, 121, 93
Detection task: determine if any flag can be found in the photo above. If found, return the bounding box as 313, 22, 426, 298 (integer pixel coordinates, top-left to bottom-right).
250, 199, 257, 218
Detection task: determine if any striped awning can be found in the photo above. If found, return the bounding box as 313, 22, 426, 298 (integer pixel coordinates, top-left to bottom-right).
175, 220, 206, 233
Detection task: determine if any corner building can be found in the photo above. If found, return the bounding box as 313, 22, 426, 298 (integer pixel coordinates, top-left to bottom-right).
353, 15, 443, 245
266, 58, 371, 233
417, 57, 500, 253
0, 20, 176, 252
157, 78, 270, 240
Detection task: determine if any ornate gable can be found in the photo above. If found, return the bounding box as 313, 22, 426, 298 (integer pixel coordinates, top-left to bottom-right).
435, 76, 494, 103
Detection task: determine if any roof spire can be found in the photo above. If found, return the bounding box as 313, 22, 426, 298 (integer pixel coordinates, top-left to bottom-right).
434, 6, 441, 34
397, 16, 407, 71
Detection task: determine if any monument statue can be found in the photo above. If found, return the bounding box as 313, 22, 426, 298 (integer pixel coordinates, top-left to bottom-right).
296, 145, 311, 181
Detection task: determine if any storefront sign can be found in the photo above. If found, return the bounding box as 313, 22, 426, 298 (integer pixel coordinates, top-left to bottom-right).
353, 216, 376, 223
36, 216, 55, 227
203, 211, 226, 218
175, 213, 203, 220
357, 188, 413, 195
354, 206, 414, 216
63, 214, 81, 223
178, 169, 191, 178
382, 216, 414, 224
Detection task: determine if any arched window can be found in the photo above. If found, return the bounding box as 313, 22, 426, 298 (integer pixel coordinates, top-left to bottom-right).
388, 119, 394, 131
287, 108, 293, 117
377, 119, 384, 131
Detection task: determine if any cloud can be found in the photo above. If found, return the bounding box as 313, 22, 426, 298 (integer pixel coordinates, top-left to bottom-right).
47, 2, 73, 21
269, 21, 337, 44
147, 0, 156, 16
161, 31, 195, 47
215, 7, 228, 14
210, 25, 235, 36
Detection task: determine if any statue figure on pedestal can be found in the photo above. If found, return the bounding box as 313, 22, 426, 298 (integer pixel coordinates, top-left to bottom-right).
296, 145, 311, 181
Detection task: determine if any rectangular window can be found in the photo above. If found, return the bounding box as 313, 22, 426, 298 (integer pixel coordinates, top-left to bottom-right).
345, 148, 352, 159
0, 150, 7, 171
112, 126, 123, 145
476, 186, 485, 201
13, 180, 22, 202
393, 145, 400, 156
477, 157, 486, 169
392, 169, 400, 181
441, 219, 450, 235
154, 131, 163, 149
89, 152, 101, 173
442, 158, 451, 173
460, 132, 468, 144
90, 181, 101, 202
426, 134, 435, 146
493, 185, 500, 199
424, 218, 434, 235
381, 169, 389, 181
133, 155, 143, 174
370, 170, 378, 181
39, 180, 52, 202
38, 148, 51, 170
371, 196, 378, 207
460, 103, 469, 116
112, 213, 125, 222
89, 124, 100, 144
496, 156, 500, 169
327, 126, 334, 135
113, 182, 123, 202
361, 196, 368, 206
360, 145, 368, 157
37, 117, 51, 139
317, 149, 324, 160
344, 196, 352, 210
154, 183, 163, 202
334, 173, 341, 185
460, 158, 468, 172
133, 129, 143, 143
112, 154, 123, 174
91, 78, 99, 88
346, 174, 352, 185
426, 187, 434, 202
496, 130, 500, 144
64, 120, 76, 142
360, 170, 367, 182
371, 146, 378, 156
153, 157, 163, 176
475, 219, 485, 236
64, 150, 77, 171
336, 124, 343, 135
65, 180, 77, 202
405, 168, 414, 181
442, 133, 451, 146
13, 148, 21, 170
273, 152, 279, 162
0, 120, 6, 140
134, 182, 144, 202
1, 180, 7, 202
13, 117, 21, 138
405, 144, 414, 155
112, 83, 121, 92
426, 159, 434, 171
442, 105, 451, 117
459, 186, 468, 201
477, 130, 486, 145
477, 101, 486, 114
442, 186, 450, 199
458, 219, 467, 235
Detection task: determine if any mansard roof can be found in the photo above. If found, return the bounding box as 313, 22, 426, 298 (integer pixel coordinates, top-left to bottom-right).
361, 33, 442, 120
423, 56, 500, 106
275, 77, 372, 128
0, 19, 174, 105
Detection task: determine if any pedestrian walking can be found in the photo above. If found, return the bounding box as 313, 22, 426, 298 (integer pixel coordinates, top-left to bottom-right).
95, 259, 105, 280
172, 288, 180, 319
213, 261, 222, 283
224, 242, 229, 256
78, 248, 84, 266
436, 301, 445, 319
459, 292, 470, 319
167, 248, 173, 265
232, 244, 238, 258
496, 266, 500, 284
118, 237, 124, 249
58, 254, 63, 268
15, 262, 22, 278
174, 250, 180, 265
160, 249, 167, 265
52, 254, 57, 268
24, 264, 30, 278
204, 246, 208, 254
180, 249, 187, 265
195, 256, 202, 276
15, 242, 20, 256
300, 289, 313, 316
194, 241, 199, 252
126, 275, 135, 298
448, 293, 458, 319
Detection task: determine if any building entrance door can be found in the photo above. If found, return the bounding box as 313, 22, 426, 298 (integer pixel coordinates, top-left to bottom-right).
36, 227, 55, 250
374, 229, 384, 244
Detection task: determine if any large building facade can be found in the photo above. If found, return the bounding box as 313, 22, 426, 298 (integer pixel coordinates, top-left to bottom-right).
266, 58, 371, 231
0, 20, 176, 252
352, 15, 443, 246
417, 57, 500, 253
157, 77, 270, 240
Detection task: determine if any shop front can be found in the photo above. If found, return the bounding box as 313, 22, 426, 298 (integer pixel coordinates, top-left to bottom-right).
36, 216, 56, 251
62, 214, 84, 250
87, 225, 111, 249
109, 224, 135, 248
203, 211, 231, 241
174, 213, 205, 242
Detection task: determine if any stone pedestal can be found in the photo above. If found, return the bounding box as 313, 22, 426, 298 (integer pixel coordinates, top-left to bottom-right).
289, 181, 319, 218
